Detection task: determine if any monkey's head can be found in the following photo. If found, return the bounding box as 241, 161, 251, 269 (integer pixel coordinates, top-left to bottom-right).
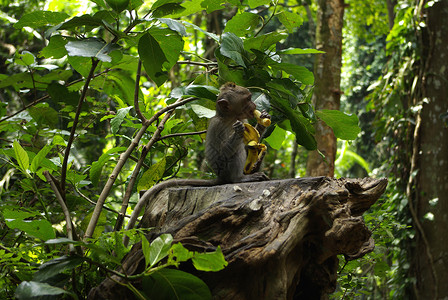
216, 83, 256, 120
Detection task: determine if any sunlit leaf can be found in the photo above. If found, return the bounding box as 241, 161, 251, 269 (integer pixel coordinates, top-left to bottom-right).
224, 12, 260, 37
316, 110, 361, 140
137, 157, 166, 191
277, 11, 303, 32
106, 0, 130, 13
13, 140, 29, 174
65, 38, 120, 62
14, 11, 69, 29
15, 281, 75, 299
192, 246, 228, 271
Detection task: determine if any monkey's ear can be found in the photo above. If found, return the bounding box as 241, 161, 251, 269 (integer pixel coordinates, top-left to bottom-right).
217, 99, 230, 111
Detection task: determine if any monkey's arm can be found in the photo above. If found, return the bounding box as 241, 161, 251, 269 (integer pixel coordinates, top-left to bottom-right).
255, 110, 271, 140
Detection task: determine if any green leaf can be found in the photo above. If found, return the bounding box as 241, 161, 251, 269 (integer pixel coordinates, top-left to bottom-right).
220, 32, 247, 67
170, 243, 194, 262
279, 48, 325, 55
40, 35, 68, 59
110, 106, 133, 134
149, 27, 184, 71
316, 110, 361, 140
3, 208, 56, 241
137, 157, 167, 191
67, 56, 92, 78
152, 0, 182, 10
106, 0, 130, 12
244, 32, 287, 52
270, 62, 314, 85
277, 11, 303, 32
201, 0, 225, 13
153, 3, 186, 17
90, 147, 127, 186
16, 51, 35, 66
148, 234, 173, 267
65, 38, 120, 62
248, 0, 271, 8
30, 145, 52, 173
264, 125, 286, 150
142, 268, 212, 300
13, 140, 29, 174
33, 256, 84, 282
192, 246, 228, 271
224, 12, 260, 37
191, 104, 215, 118
138, 32, 169, 86
15, 281, 75, 299
59, 14, 105, 30
28, 103, 59, 127
14, 11, 69, 29
172, 84, 219, 100
158, 18, 187, 36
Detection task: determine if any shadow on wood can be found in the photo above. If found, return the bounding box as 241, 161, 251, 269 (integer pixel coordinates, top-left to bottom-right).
89, 177, 388, 300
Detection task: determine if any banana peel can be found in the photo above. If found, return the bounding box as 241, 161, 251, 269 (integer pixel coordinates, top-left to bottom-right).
254, 109, 271, 127
243, 123, 267, 174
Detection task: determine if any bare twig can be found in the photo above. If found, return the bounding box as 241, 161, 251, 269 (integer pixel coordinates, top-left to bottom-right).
44, 171, 80, 255
60, 59, 100, 196
133, 60, 147, 122
84, 97, 198, 240
158, 130, 207, 141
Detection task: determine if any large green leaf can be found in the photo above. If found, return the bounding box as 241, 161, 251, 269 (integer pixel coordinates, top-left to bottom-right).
277, 11, 303, 32
264, 125, 286, 150
270, 62, 314, 85
110, 106, 133, 134
244, 32, 287, 52
33, 256, 84, 282
13, 140, 29, 174
142, 268, 212, 300
219, 32, 247, 67
14, 11, 69, 29
223, 12, 260, 37
192, 246, 228, 272
28, 103, 58, 127
59, 14, 105, 30
149, 27, 184, 70
248, 0, 271, 8
138, 32, 169, 86
316, 110, 361, 140
171, 85, 219, 100
40, 35, 68, 59
30, 145, 52, 173
270, 96, 316, 150
3, 208, 55, 241
137, 157, 166, 191
147, 234, 173, 267
65, 38, 120, 62
106, 0, 130, 12
15, 281, 75, 299
201, 0, 225, 13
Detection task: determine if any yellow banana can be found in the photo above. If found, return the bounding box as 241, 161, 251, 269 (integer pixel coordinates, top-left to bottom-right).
243, 123, 260, 145
254, 110, 271, 127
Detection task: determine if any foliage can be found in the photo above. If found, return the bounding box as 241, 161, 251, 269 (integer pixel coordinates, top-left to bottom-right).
0, 0, 362, 298
333, 0, 423, 298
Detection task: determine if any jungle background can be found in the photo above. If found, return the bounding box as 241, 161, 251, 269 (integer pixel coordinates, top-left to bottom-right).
0, 0, 447, 299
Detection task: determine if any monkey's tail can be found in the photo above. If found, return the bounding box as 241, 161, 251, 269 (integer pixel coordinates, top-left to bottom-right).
123, 178, 218, 247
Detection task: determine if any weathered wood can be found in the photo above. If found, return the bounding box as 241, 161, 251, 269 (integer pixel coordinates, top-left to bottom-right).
89, 177, 387, 300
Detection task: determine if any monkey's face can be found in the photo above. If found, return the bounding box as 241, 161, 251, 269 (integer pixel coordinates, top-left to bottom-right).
236, 93, 256, 120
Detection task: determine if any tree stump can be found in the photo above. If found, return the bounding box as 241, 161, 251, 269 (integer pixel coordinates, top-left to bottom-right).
89, 177, 387, 300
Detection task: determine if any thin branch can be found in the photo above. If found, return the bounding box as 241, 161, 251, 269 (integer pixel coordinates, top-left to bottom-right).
114, 109, 177, 232
84, 97, 199, 240
44, 171, 80, 255
60, 59, 100, 196
176, 61, 217, 68
158, 130, 207, 141
133, 60, 147, 122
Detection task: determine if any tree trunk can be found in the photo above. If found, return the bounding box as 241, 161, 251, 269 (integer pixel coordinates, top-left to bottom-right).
89, 177, 387, 299
306, 0, 345, 177
410, 1, 448, 298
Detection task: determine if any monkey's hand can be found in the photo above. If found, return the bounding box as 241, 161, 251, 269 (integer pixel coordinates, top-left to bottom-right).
233, 120, 245, 138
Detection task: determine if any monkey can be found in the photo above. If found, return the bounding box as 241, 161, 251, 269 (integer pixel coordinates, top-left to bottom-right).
123, 83, 270, 244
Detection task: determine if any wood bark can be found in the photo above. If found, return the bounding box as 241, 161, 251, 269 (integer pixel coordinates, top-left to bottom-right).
411, 1, 448, 298
90, 177, 387, 299
306, 0, 345, 177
